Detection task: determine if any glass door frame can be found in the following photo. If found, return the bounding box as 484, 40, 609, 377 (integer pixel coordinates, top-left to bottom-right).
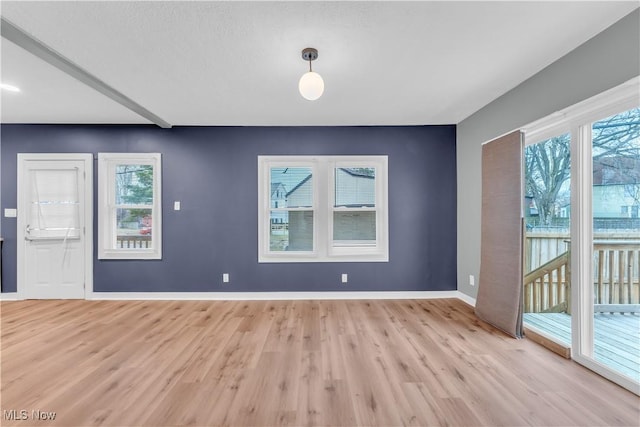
571, 99, 640, 395
523, 77, 640, 395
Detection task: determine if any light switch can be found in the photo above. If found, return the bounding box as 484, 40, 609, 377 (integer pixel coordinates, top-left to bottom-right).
4, 208, 17, 218
174, 201, 181, 211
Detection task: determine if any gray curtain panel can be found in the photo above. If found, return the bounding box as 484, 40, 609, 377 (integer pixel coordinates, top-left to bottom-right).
475, 130, 524, 338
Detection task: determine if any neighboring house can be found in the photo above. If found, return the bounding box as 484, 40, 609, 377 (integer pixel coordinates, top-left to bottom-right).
593, 184, 639, 217
286, 168, 376, 208
558, 202, 570, 219
285, 168, 376, 250
283, 175, 313, 250
285, 175, 312, 208
528, 157, 640, 224
334, 168, 375, 207
270, 182, 287, 223
593, 157, 640, 218
524, 195, 538, 218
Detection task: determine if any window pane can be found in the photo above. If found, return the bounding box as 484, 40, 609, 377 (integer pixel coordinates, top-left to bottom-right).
335, 168, 375, 207
333, 212, 376, 242
116, 208, 153, 249
522, 132, 571, 347
270, 210, 313, 251
270, 167, 312, 208
591, 106, 640, 380
116, 165, 154, 205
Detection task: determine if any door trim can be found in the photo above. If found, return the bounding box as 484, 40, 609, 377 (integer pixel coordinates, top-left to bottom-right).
17, 153, 93, 300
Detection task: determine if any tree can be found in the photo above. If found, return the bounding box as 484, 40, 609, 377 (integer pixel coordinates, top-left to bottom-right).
116, 165, 154, 222
525, 107, 640, 226
525, 135, 570, 225
121, 165, 153, 205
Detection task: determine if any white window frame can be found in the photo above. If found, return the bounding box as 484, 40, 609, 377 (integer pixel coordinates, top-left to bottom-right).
98, 153, 162, 260
258, 155, 389, 263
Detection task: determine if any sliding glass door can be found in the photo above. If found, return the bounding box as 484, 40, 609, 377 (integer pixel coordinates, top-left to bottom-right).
524, 82, 639, 394
589, 107, 640, 384
570, 104, 640, 394
523, 133, 572, 346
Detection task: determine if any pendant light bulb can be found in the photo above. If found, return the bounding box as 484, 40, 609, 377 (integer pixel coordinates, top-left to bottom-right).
299, 48, 324, 101
299, 71, 324, 101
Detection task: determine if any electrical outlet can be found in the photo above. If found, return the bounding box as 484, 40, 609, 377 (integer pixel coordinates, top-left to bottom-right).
469, 275, 475, 286
341, 273, 348, 283
223, 273, 230, 283
174, 201, 181, 211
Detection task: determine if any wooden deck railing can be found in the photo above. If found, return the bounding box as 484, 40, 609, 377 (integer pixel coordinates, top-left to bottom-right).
593, 241, 640, 306
116, 235, 152, 249
524, 252, 570, 313
524, 240, 640, 313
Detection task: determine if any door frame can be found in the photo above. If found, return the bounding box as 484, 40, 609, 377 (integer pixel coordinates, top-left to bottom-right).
16, 153, 93, 300
570, 110, 640, 395
522, 79, 640, 395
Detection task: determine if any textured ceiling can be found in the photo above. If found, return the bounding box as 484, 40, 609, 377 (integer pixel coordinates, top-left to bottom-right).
1, 1, 637, 126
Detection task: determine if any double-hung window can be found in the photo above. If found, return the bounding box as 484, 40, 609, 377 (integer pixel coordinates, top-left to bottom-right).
98, 153, 162, 259
258, 155, 388, 262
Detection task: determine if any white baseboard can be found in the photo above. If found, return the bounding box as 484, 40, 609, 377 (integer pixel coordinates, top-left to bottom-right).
3, 290, 476, 305
455, 292, 477, 307
0, 292, 19, 301
86, 290, 462, 301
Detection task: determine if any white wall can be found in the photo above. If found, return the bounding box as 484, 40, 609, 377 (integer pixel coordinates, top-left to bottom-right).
456, 9, 640, 298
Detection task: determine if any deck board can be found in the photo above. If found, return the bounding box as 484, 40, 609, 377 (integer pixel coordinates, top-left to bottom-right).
524, 312, 640, 382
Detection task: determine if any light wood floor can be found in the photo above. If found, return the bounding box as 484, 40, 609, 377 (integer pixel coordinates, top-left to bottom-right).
1, 299, 638, 426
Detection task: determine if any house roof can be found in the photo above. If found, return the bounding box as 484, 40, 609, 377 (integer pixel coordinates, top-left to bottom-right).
271, 182, 285, 196
339, 168, 375, 179
285, 174, 312, 198
285, 168, 375, 198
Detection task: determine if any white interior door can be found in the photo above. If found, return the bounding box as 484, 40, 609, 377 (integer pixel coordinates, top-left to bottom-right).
17, 154, 92, 299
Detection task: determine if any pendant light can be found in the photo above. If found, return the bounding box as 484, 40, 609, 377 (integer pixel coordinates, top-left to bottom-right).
298, 48, 324, 101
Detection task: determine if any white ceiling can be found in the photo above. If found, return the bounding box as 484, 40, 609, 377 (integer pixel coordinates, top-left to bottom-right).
0, 1, 637, 127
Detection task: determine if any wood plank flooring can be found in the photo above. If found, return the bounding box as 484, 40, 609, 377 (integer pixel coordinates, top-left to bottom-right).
1, 299, 638, 426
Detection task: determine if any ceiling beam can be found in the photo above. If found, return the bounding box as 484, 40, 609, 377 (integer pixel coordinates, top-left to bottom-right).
1, 17, 172, 128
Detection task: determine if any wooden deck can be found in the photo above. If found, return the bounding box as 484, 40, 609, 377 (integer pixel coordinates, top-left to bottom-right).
524, 312, 640, 382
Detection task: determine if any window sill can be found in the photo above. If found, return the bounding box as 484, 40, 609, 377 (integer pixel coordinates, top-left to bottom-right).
98, 250, 162, 260
259, 253, 388, 263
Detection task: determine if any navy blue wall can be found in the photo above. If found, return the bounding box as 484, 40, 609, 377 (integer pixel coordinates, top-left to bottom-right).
1, 125, 456, 293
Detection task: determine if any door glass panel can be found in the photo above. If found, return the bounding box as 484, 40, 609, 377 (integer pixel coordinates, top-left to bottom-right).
591, 107, 640, 382
523, 133, 572, 346
28, 169, 80, 239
